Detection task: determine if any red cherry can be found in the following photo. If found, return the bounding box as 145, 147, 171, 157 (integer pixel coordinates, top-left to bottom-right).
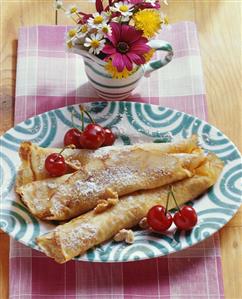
45, 153, 67, 177
173, 206, 198, 231
64, 128, 82, 148
103, 128, 116, 146
147, 205, 173, 232
79, 124, 105, 149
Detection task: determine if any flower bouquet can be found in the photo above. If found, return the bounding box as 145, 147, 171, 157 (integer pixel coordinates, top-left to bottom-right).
56, 0, 173, 100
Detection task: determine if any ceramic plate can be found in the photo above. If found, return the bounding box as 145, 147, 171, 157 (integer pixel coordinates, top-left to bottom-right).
0, 101, 241, 262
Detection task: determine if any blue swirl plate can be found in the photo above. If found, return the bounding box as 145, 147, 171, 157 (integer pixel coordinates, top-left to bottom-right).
0, 101, 241, 262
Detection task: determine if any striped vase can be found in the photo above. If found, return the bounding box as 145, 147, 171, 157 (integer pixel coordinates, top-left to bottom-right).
70, 40, 173, 101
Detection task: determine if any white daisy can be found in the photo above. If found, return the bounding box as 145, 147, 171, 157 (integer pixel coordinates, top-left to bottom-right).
98, 23, 112, 36
65, 5, 79, 17
84, 33, 106, 55
87, 12, 109, 29
110, 1, 133, 22
54, 0, 63, 10
76, 24, 89, 39
65, 28, 78, 47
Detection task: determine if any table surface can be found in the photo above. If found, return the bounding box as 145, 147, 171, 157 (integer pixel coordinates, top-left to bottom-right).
0, 1, 241, 298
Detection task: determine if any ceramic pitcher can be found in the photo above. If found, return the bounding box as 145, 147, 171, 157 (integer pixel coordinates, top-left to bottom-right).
70, 39, 173, 100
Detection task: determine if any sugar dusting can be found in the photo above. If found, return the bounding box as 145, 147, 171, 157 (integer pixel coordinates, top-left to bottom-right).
59, 223, 97, 252
50, 159, 173, 216
75, 181, 101, 196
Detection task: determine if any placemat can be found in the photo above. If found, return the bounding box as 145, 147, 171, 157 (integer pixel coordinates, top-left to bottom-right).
10, 22, 224, 299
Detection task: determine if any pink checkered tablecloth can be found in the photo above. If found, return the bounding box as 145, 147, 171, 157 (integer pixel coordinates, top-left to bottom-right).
11, 23, 225, 299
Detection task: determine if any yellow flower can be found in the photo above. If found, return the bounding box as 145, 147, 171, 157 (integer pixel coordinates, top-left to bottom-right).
163, 16, 169, 25
66, 40, 73, 48
133, 9, 162, 38
68, 28, 77, 38
105, 60, 135, 79
144, 48, 155, 62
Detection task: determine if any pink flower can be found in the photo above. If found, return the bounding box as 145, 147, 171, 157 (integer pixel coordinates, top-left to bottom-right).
128, 0, 160, 9
102, 23, 151, 72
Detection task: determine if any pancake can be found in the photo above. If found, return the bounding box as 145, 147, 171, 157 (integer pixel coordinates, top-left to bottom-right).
16, 136, 199, 190
18, 151, 205, 220
36, 153, 223, 263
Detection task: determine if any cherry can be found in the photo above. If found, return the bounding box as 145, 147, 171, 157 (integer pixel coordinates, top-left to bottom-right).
79, 123, 105, 149
147, 205, 173, 232
64, 128, 82, 148
103, 128, 116, 146
45, 153, 67, 177
173, 206, 198, 231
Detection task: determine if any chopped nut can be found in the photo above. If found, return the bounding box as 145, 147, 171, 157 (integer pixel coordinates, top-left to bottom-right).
139, 217, 149, 229
105, 188, 118, 199
125, 230, 134, 244
184, 169, 193, 178
97, 199, 108, 205
114, 229, 127, 242
94, 201, 109, 213
94, 189, 119, 214
114, 229, 134, 244
107, 197, 119, 206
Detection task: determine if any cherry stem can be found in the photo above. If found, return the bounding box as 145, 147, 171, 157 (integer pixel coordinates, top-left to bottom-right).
169, 186, 181, 213
81, 109, 84, 131
84, 109, 95, 124
79, 105, 95, 124
58, 145, 76, 158
71, 109, 76, 128
71, 109, 82, 133
165, 190, 170, 216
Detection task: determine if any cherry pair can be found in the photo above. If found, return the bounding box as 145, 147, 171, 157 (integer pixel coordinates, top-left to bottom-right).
64, 106, 115, 150
64, 125, 115, 150
45, 107, 116, 177
147, 187, 198, 232
45, 124, 115, 177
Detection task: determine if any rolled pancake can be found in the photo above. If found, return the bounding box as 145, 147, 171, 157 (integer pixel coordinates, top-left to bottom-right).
36, 154, 223, 263
19, 151, 205, 220
16, 142, 79, 189
16, 136, 199, 189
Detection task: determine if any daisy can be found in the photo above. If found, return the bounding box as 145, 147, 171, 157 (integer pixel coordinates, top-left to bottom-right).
84, 33, 106, 55
87, 12, 109, 29
102, 22, 151, 72
76, 24, 89, 39
65, 27, 84, 48
54, 0, 63, 10
65, 5, 79, 17
111, 1, 134, 22
98, 23, 112, 36
66, 28, 78, 45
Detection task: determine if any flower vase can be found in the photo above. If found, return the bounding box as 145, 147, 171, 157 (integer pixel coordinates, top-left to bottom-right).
70, 39, 173, 101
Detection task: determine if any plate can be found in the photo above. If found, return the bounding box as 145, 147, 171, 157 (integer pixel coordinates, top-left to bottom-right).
0, 101, 241, 262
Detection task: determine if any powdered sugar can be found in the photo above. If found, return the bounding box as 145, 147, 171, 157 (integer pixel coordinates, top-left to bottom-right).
59, 223, 97, 252
75, 181, 101, 196
46, 182, 58, 189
